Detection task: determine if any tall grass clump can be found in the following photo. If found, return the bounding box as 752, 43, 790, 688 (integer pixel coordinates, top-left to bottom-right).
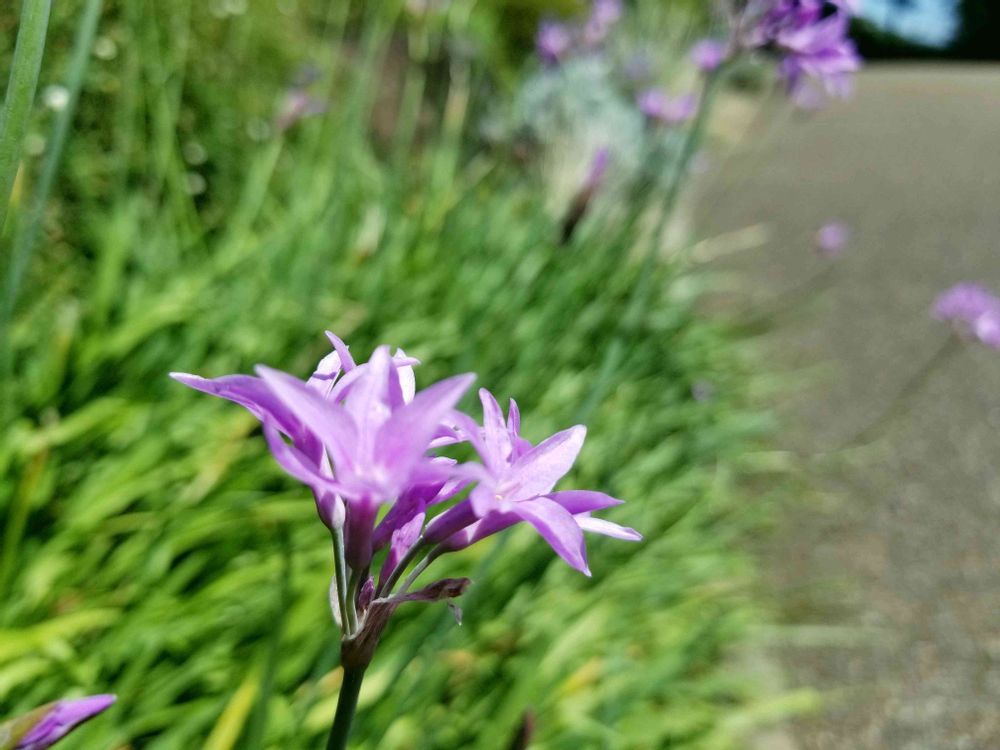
0, 0, 849, 747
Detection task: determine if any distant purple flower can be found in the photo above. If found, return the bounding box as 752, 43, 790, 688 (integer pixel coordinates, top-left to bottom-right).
690, 39, 728, 72
637, 88, 698, 125
582, 0, 623, 47
537, 20, 573, 65
741, 0, 861, 105
815, 221, 850, 257
10, 695, 116, 750
933, 283, 1000, 349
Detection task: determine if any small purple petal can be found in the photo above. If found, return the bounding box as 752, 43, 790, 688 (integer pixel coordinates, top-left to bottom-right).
537, 21, 572, 65
424, 497, 482, 544
479, 388, 512, 473
505, 425, 586, 503
15, 695, 116, 750
255, 365, 359, 475
690, 39, 727, 72
513, 497, 591, 575
375, 373, 475, 491
637, 89, 698, 125
575, 514, 642, 541
547, 489, 624, 514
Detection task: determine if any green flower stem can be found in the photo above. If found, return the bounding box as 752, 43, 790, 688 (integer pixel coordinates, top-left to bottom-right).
0, 0, 52, 234
344, 566, 367, 636
839, 334, 962, 450
394, 551, 434, 597
325, 663, 366, 750
576, 65, 727, 424
331, 529, 350, 634
374, 535, 426, 597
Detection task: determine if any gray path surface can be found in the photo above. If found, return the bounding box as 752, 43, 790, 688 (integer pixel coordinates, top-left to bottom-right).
698, 66, 1000, 749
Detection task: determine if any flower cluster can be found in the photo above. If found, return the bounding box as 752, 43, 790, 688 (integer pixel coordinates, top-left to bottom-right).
933, 283, 1000, 349
738, 0, 861, 106
172, 333, 639, 653
535, 0, 623, 65
1, 695, 115, 750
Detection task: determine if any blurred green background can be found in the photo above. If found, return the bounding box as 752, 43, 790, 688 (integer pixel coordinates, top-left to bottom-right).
0, 2, 781, 748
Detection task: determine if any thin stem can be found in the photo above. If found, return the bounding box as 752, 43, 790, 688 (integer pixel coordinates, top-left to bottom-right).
331, 529, 350, 635
0, 0, 52, 234
325, 663, 366, 750
375, 535, 426, 598
837, 334, 961, 450
344, 567, 364, 636
575, 66, 727, 424
395, 553, 434, 597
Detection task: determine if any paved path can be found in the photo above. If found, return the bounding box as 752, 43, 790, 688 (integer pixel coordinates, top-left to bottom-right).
698, 65, 1000, 749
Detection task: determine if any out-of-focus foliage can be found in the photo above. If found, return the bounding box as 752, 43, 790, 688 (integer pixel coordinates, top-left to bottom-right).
0, 1, 771, 748
952, 0, 1000, 60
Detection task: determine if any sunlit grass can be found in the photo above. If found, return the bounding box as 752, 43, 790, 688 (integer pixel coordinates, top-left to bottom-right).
1, 2, 771, 748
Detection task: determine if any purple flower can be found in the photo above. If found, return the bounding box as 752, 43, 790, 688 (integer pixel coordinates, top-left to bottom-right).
637, 88, 698, 125
172, 333, 473, 567
537, 20, 573, 65
690, 39, 728, 72
582, 0, 623, 47
742, 0, 861, 105
175, 333, 640, 651
7, 695, 116, 750
815, 220, 850, 257
424, 390, 640, 575
933, 283, 1000, 349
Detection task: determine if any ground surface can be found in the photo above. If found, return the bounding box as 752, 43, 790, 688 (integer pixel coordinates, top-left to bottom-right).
698, 65, 1000, 749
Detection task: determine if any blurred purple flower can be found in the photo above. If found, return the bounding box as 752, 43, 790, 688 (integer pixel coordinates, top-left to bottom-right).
582, 0, 623, 47
815, 220, 850, 257
537, 20, 573, 65
742, 0, 861, 105
933, 283, 1000, 349
637, 88, 698, 125
690, 39, 728, 72
11, 695, 116, 750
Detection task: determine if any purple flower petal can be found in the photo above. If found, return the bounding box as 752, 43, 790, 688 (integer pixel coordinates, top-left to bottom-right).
505, 425, 586, 503
479, 388, 512, 473
255, 365, 359, 478
374, 373, 475, 490
513, 497, 591, 575
690, 39, 727, 72
15, 695, 116, 750
575, 514, 642, 541
547, 489, 624, 514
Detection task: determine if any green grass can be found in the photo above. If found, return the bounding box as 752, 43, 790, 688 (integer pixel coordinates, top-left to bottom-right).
1, 2, 773, 748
